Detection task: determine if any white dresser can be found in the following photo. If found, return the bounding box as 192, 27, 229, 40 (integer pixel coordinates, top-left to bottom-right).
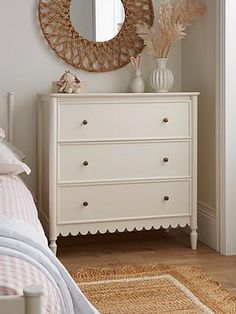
37, 93, 198, 254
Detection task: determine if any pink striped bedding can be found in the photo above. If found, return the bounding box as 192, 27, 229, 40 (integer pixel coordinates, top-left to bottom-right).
0, 175, 98, 314
0, 255, 62, 313
0, 175, 63, 313
0, 175, 44, 234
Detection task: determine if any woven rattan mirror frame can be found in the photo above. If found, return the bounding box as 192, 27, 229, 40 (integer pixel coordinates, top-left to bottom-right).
38, 0, 154, 72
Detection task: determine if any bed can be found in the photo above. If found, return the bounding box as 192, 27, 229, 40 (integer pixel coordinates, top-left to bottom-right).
0, 93, 99, 314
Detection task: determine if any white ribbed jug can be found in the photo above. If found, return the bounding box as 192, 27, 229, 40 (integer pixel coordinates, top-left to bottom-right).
150, 58, 174, 93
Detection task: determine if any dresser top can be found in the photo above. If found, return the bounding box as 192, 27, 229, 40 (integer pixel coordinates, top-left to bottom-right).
38, 92, 200, 100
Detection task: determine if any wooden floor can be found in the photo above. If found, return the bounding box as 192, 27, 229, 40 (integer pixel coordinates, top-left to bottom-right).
58, 229, 236, 296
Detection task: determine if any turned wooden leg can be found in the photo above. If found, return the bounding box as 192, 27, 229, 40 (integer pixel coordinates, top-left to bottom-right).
49, 238, 57, 255
190, 228, 198, 250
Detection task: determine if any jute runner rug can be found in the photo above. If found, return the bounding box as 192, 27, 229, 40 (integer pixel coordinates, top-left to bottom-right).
72, 265, 236, 313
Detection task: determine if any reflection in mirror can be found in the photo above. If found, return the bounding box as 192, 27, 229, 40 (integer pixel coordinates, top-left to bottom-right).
71, 0, 125, 42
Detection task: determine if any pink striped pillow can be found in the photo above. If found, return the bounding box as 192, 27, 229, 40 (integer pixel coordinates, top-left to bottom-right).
0, 142, 31, 175
0, 128, 5, 141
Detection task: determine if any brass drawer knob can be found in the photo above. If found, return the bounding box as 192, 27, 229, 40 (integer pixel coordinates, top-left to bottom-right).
163, 118, 169, 123
163, 157, 169, 163
164, 196, 170, 201
82, 120, 88, 125
83, 161, 89, 166
83, 201, 89, 207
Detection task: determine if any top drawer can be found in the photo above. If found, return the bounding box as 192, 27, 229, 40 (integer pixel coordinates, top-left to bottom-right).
58, 102, 190, 141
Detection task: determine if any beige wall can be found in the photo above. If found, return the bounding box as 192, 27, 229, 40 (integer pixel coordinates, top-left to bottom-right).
0, 0, 182, 190
182, 0, 217, 248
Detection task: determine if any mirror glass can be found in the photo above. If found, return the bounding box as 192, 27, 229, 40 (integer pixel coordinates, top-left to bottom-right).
71, 0, 125, 42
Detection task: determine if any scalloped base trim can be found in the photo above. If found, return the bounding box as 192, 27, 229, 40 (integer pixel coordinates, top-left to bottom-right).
59, 223, 189, 237
57, 217, 190, 237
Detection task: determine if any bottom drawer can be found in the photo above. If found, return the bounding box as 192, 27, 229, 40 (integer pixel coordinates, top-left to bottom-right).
57, 181, 191, 224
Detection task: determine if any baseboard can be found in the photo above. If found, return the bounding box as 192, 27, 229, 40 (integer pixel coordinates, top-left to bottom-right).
198, 202, 217, 250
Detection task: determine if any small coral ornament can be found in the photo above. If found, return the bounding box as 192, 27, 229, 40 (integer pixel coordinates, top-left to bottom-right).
57, 71, 81, 94
130, 54, 145, 93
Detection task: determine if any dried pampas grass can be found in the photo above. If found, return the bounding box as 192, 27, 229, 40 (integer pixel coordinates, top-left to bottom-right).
136, 0, 206, 59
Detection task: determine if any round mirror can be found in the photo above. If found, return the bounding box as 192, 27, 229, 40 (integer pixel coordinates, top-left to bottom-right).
71, 0, 125, 42
39, 0, 154, 72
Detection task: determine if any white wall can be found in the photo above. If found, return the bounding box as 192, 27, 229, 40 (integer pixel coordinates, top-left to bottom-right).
222, 0, 236, 255
0, 0, 182, 191
71, 0, 94, 40
182, 0, 218, 249
95, 0, 120, 41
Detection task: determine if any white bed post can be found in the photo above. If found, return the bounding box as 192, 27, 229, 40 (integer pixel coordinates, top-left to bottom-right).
0, 285, 43, 314
7, 92, 14, 144
23, 285, 43, 314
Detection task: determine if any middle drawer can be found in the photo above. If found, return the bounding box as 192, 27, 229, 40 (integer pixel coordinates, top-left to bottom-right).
58, 141, 190, 183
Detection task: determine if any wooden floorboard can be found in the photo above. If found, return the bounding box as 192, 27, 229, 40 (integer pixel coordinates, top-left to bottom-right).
57, 229, 236, 296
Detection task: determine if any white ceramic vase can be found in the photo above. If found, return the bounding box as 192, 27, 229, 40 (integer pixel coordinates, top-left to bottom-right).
130, 70, 145, 93
150, 58, 174, 93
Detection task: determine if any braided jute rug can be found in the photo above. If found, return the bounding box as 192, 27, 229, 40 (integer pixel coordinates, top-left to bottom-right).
72, 264, 236, 314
